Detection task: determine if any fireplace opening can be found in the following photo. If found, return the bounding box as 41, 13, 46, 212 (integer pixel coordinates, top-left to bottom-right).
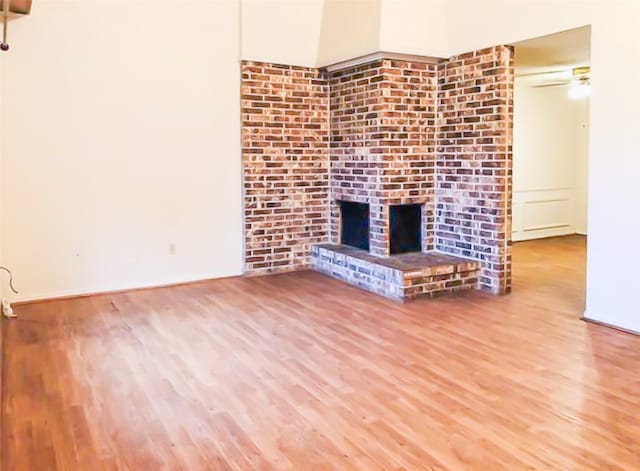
390, 204, 422, 254
340, 201, 369, 251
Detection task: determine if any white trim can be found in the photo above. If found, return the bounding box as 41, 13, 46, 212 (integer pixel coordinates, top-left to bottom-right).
522, 222, 572, 232
323, 51, 442, 72
523, 198, 570, 205
512, 227, 576, 242
582, 312, 640, 336
8, 271, 242, 305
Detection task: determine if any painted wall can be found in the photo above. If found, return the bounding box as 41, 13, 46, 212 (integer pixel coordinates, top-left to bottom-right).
241, 0, 324, 67
241, 0, 450, 68
574, 96, 589, 235
241, 0, 381, 67
316, 0, 382, 66
0, 0, 243, 302
445, 0, 640, 331
1, 0, 637, 333
512, 81, 589, 241
0, 59, 3, 299
379, 0, 448, 58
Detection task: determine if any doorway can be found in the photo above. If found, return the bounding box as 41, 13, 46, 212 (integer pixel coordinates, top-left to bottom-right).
511, 26, 591, 315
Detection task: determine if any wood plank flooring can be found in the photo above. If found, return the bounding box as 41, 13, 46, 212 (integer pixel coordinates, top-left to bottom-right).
3, 235, 640, 470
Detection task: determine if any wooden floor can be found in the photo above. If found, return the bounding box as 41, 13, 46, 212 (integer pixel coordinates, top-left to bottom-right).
3, 235, 640, 470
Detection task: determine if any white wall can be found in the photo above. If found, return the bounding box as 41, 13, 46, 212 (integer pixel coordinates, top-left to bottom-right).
379, 0, 448, 58
241, 0, 324, 67
1, 0, 638, 333
445, 0, 640, 331
574, 97, 589, 235
0, 58, 3, 299
512, 81, 589, 241
0, 0, 243, 302
241, 0, 382, 67
316, 0, 382, 66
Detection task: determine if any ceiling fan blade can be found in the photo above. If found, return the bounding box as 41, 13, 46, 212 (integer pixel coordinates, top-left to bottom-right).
532, 82, 568, 88
0, 0, 31, 15
517, 70, 567, 77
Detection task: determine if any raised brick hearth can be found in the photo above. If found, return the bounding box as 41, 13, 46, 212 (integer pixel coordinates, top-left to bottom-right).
311, 245, 481, 302
242, 46, 514, 301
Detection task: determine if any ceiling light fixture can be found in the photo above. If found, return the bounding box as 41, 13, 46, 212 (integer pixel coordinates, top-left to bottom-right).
0, 0, 33, 51
568, 67, 591, 99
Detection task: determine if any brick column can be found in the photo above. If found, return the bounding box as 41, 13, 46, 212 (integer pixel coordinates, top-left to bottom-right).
241, 62, 330, 274
436, 46, 514, 293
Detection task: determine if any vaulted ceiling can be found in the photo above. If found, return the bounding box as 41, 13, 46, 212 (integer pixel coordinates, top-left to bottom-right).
241, 0, 449, 67
515, 26, 591, 75
241, 0, 590, 71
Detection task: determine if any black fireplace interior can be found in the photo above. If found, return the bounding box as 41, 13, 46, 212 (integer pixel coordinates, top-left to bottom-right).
340, 201, 369, 251
390, 204, 422, 254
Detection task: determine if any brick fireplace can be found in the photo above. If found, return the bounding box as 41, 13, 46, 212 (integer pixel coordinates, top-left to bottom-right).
337, 201, 425, 255
339, 201, 369, 251
390, 204, 422, 254
242, 46, 513, 301
326, 59, 437, 257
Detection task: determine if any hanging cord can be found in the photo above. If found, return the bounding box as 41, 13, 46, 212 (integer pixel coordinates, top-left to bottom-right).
0, 266, 18, 294
1, 0, 10, 51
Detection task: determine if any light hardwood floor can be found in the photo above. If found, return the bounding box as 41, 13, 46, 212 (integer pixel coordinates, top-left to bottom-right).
3, 236, 640, 470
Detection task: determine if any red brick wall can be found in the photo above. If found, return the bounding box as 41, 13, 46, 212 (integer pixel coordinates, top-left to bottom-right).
241, 62, 330, 274
242, 50, 514, 292
328, 60, 386, 254
436, 46, 514, 294
328, 59, 438, 256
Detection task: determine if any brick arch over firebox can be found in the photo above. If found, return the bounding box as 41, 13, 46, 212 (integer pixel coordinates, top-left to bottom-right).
241, 45, 513, 296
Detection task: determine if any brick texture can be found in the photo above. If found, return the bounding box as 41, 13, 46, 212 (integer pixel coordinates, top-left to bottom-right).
436, 46, 514, 294
311, 244, 480, 301
241, 62, 329, 274
328, 59, 437, 256
242, 49, 514, 294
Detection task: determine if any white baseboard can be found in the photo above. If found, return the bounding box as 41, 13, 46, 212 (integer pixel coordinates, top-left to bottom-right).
9, 271, 242, 305
512, 227, 576, 242
582, 312, 640, 336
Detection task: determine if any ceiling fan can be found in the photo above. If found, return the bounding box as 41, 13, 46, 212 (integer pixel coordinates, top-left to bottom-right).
519, 66, 591, 99
0, 0, 32, 51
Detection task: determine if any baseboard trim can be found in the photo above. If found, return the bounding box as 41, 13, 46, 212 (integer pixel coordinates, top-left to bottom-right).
512, 233, 586, 244
323, 51, 443, 72
10, 266, 316, 307
512, 231, 584, 243
582, 315, 640, 336
11, 275, 243, 307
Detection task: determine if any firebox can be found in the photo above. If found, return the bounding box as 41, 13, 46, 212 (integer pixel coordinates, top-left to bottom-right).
340, 201, 369, 251
390, 204, 422, 254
